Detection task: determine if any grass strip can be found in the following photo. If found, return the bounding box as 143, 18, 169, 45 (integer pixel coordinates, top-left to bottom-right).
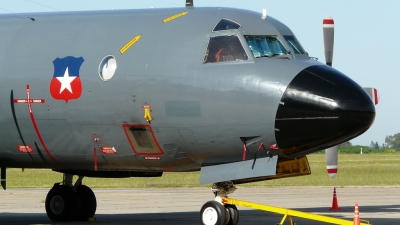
5, 154, 400, 188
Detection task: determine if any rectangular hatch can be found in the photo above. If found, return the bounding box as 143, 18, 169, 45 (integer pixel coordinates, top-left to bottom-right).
122, 124, 163, 155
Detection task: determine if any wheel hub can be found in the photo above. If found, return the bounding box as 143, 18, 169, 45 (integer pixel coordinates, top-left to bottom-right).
202, 207, 218, 225
50, 195, 64, 215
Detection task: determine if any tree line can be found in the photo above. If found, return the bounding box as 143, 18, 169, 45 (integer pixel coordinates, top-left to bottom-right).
368, 132, 400, 151
319, 133, 400, 154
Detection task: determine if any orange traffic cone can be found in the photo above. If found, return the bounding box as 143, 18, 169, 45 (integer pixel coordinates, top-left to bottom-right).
353, 203, 360, 225
330, 187, 341, 210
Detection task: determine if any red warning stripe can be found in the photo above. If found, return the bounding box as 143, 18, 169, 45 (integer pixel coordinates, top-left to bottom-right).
323, 19, 334, 25
29, 102, 63, 167
327, 168, 337, 174
94, 147, 98, 171
240, 138, 247, 161
25, 85, 64, 167
373, 88, 379, 105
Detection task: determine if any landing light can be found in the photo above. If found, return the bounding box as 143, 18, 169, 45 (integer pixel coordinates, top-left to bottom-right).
98, 55, 117, 82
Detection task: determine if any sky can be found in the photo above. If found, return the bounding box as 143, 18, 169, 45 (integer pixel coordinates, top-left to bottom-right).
0, 0, 398, 147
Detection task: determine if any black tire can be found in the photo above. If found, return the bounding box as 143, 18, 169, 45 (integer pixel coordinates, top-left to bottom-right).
225, 204, 239, 225
200, 201, 227, 225
45, 184, 79, 222
75, 184, 97, 221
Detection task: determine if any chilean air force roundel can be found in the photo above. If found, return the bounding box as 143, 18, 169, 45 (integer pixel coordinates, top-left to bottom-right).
50, 56, 84, 103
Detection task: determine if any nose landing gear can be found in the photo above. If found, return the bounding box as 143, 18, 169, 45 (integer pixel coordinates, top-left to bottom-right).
200, 181, 239, 225
200, 201, 226, 225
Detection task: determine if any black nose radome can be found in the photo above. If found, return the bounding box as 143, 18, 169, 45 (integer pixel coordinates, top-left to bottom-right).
275, 65, 375, 157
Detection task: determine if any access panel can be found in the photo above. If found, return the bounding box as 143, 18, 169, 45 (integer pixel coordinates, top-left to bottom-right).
122, 124, 163, 155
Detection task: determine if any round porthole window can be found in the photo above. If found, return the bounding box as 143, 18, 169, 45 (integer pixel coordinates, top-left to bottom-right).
98, 55, 117, 81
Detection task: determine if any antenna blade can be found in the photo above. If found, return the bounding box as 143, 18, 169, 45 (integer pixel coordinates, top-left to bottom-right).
186, 0, 194, 8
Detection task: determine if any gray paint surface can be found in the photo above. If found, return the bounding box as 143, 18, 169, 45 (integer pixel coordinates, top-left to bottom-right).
165, 101, 201, 117
0, 7, 319, 172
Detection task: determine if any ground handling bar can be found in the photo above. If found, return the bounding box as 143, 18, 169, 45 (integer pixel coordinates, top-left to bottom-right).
221, 197, 370, 225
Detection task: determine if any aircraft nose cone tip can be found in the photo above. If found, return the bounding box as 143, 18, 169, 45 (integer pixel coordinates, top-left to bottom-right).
275, 65, 375, 155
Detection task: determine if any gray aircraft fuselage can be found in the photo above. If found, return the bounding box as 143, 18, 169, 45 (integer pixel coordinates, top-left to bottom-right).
0, 7, 375, 175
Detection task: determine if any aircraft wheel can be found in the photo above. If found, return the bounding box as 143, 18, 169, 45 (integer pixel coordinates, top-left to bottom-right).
225, 204, 239, 225
75, 184, 97, 221
200, 201, 226, 225
45, 184, 78, 222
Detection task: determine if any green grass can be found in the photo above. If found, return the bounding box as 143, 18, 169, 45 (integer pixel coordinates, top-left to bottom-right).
5, 153, 400, 188
245, 153, 400, 187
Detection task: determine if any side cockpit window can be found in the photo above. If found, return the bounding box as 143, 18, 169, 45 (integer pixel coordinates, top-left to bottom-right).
283, 35, 306, 54
213, 18, 241, 32
204, 35, 248, 63
244, 35, 288, 58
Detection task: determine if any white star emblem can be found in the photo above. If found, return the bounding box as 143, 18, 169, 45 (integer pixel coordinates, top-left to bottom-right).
56, 67, 76, 94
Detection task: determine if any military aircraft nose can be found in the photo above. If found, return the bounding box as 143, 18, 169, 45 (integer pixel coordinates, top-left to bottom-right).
275, 65, 375, 155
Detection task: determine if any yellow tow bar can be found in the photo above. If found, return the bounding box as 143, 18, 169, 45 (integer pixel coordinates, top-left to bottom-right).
221, 197, 370, 225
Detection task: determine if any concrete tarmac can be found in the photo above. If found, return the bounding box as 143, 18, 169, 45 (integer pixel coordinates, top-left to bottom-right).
0, 186, 399, 225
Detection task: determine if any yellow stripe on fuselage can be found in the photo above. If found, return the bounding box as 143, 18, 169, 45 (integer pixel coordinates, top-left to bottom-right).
163, 12, 188, 23
120, 34, 142, 54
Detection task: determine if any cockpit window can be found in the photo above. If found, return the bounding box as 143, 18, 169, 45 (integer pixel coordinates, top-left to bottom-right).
204, 35, 248, 63
244, 35, 288, 58
213, 18, 241, 32
283, 35, 306, 54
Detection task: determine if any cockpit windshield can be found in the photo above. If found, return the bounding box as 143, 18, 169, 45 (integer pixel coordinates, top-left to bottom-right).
213, 18, 241, 32
283, 35, 306, 54
204, 35, 248, 63
244, 36, 288, 58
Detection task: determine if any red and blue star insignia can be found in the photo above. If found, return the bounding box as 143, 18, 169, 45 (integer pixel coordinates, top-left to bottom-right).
50, 56, 84, 103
